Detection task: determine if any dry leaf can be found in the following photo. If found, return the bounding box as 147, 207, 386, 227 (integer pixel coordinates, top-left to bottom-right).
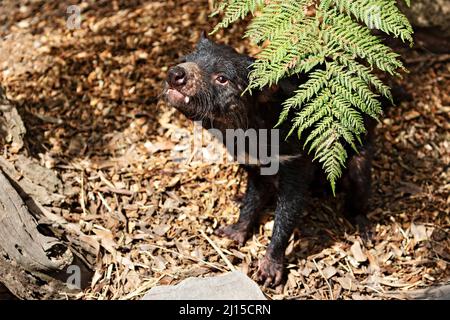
411, 223, 428, 243
350, 241, 368, 263
1, 0, 447, 302
322, 266, 337, 280
336, 275, 355, 291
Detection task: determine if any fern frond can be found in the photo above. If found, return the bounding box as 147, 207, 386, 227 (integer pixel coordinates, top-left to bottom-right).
248, 18, 319, 89
211, 0, 263, 33
327, 61, 382, 117
285, 91, 331, 135
331, 97, 366, 135
245, 0, 309, 44
334, 53, 392, 101
282, 69, 330, 109
323, 9, 405, 75
330, 80, 378, 119
305, 115, 334, 151
313, 131, 347, 195
212, 0, 412, 192
333, 0, 413, 43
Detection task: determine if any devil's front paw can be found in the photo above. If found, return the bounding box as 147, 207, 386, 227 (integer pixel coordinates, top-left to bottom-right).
256, 255, 284, 287
214, 222, 250, 246
348, 214, 373, 241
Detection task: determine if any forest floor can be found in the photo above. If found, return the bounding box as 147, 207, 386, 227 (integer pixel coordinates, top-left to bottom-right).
0, 0, 449, 300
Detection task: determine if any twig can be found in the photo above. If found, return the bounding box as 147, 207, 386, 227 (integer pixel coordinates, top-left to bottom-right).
313, 259, 334, 300
32, 112, 63, 125
80, 172, 87, 217
364, 285, 384, 295
99, 187, 135, 196
98, 170, 116, 189
147, 244, 227, 272
200, 229, 236, 271
345, 258, 355, 278
119, 275, 166, 300
98, 192, 113, 213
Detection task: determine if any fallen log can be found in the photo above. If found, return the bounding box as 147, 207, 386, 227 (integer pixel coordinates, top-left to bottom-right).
0, 168, 79, 299
0, 87, 93, 299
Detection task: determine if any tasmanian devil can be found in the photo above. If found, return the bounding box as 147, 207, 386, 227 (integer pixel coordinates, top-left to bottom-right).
163, 34, 379, 287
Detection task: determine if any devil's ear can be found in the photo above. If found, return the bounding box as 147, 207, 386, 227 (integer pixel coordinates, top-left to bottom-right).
196, 30, 212, 49
198, 30, 214, 46
199, 30, 208, 41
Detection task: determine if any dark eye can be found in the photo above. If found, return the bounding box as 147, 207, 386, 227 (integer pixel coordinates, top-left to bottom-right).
215, 75, 229, 85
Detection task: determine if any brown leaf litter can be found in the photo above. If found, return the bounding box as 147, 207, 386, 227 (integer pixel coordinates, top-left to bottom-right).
0, 0, 448, 300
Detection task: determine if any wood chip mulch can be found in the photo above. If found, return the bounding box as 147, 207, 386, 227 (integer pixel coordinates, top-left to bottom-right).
0, 0, 448, 300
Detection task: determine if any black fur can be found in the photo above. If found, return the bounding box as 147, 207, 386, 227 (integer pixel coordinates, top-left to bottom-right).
163, 36, 377, 286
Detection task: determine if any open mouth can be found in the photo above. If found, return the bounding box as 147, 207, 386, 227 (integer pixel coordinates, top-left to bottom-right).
165, 87, 190, 105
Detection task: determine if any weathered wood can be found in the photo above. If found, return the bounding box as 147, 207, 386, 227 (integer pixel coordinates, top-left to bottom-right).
0, 154, 98, 269
0, 156, 65, 206
0, 169, 73, 272
385, 283, 450, 300
0, 87, 25, 153
408, 284, 450, 300
0, 167, 85, 299
0, 87, 93, 299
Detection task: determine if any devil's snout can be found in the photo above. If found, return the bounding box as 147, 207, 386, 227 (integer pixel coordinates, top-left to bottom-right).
167, 66, 187, 88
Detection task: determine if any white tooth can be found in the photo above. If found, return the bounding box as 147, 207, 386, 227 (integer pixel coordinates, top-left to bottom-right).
185, 96, 190, 104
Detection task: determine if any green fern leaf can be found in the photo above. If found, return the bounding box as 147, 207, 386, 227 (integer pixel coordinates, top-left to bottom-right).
212, 0, 412, 192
